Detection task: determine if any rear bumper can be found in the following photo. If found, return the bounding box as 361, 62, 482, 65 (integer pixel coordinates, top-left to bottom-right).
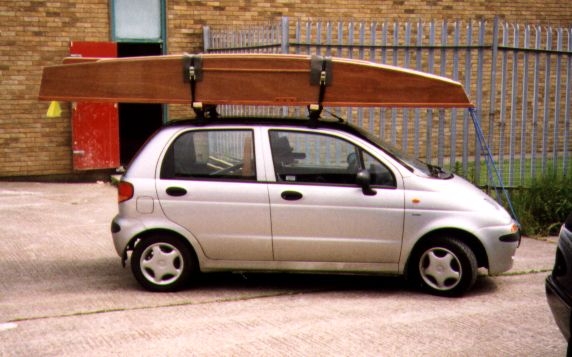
111, 214, 146, 257
545, 275, 571, 342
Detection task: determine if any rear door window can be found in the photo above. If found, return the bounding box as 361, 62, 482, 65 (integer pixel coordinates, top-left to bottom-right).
161, 129, 256, 180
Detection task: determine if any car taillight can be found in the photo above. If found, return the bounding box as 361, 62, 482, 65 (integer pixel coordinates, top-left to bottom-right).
117, 181, 134, 203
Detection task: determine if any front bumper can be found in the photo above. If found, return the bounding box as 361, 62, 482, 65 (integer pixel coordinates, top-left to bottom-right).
482, 222, 520, 275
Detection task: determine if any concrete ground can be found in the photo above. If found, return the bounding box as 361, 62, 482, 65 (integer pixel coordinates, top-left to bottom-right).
0, 181, 567, 356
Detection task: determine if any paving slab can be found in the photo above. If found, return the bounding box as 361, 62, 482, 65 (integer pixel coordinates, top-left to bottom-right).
0, 182, 566, 356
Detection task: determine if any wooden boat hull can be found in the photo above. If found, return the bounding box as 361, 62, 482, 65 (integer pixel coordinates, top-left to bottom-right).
39, 54, 473, 108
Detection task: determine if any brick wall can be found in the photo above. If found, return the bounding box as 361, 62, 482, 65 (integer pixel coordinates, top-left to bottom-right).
0, 0, 110, 177
0, 0, 570, 177
168, 0, 572, 55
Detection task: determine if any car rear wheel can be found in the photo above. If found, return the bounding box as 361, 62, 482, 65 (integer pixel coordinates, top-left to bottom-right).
131, 234, 195, 292
410, 236, 478, 297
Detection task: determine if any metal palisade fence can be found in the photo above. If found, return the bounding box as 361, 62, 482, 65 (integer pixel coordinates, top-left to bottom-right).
203, 17, 571, 188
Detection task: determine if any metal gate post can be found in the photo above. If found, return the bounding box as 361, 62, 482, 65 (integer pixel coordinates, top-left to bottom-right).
203, 26, 211, 52
281, 16, 289, 53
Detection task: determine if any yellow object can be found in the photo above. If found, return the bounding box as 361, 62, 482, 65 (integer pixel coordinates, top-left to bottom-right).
46, 101, 62, 118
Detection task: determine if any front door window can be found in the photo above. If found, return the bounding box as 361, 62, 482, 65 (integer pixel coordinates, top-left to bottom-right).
269, 130, 395, 187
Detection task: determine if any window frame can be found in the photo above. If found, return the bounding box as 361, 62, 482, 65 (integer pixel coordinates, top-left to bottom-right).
110, 0, 167, 44
268, 129, 396, 188
160, 129, 257, 182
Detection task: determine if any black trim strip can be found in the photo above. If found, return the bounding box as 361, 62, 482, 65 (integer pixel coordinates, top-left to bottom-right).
499, 232, 521, 242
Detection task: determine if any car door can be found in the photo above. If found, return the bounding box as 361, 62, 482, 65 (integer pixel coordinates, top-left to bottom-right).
156, 128, 273, 261
267, 129, 405, 264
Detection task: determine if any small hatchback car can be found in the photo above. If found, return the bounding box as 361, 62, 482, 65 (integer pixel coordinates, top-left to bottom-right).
111, 117, 520, 296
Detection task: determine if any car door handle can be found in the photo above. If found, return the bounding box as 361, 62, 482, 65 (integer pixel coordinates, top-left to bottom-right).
166, 187, 187, 197
281, 190, 303, 201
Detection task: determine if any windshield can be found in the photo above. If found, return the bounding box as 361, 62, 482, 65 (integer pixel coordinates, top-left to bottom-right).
352, 125, 453, 179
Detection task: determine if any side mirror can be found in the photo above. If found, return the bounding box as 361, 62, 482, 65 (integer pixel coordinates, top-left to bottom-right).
356, 170, 377, 196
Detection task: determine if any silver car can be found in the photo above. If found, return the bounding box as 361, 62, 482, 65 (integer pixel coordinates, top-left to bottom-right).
111, 117, 520, 296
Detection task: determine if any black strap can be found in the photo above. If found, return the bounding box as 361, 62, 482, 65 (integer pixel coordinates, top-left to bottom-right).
183, 54, 207, 118
309, 56, 332, 122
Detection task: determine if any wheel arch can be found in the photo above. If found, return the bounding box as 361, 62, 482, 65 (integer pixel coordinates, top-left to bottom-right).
405, 228, 489, 275
125, 229, 200, 268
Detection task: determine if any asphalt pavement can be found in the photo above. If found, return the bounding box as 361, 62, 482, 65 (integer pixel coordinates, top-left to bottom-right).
0, 181, 567, 356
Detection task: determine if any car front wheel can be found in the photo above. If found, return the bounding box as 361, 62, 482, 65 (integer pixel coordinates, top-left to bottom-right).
131, 234, 195, 292
410, 236, 478, 297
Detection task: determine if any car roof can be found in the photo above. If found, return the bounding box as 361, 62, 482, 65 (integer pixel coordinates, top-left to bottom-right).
164, 116, 371, 139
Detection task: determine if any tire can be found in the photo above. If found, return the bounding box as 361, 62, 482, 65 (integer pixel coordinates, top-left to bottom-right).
409, 236, 478, 297
131, 234, 195, 292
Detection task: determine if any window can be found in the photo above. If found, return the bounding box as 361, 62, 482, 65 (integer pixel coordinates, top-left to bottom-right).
112, 0, 164, 41
269, 130, 395, 187
161, 130, 255, 180
362, 151, 396, 187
